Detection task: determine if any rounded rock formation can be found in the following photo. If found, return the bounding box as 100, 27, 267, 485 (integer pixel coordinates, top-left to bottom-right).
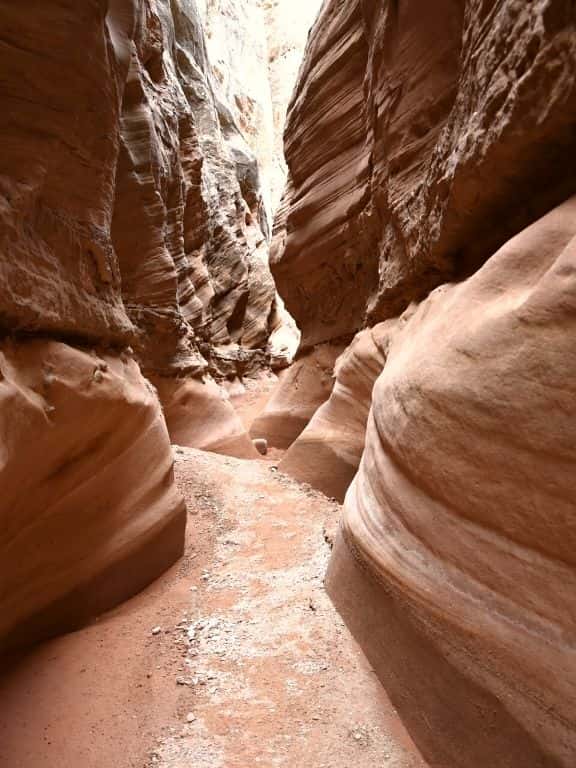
328, 197, 576, 767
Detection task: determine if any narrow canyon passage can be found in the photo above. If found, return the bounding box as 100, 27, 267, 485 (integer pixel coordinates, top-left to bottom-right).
0, 430, 422, 768
2, 1, 576, 766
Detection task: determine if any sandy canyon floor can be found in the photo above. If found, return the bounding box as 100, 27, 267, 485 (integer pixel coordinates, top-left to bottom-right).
0, 383, 425, 768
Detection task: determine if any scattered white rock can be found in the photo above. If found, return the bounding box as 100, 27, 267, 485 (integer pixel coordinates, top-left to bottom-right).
186, 712, 196, 723
151, 626, 162, 636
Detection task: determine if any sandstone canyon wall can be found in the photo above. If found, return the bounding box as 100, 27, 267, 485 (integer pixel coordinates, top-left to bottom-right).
0, 0, 300, 650
272, 0, 576, 349
274, 1, 576, 765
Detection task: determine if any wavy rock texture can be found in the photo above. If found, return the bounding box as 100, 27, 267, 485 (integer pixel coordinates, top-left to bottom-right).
152, 376, 258, 458
0, 340, 186, 653
272, 0, 576, 348
279, 315, 412, 500
250, 344, 345, 449
109, 0, 278, 378
0, 0, 298, 648
328, 197, 576, 767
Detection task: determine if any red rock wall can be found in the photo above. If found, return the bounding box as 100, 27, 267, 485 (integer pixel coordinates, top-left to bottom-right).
0, 0, 132, 344
276, 1, 576, 765
0, 341, 186, 653
273, 0, 576, 348
329, 197, 576, 766
277, 317, 406, 500
0, 0, 282, 648
152, 376, 259, 459
249, 344, 346, 449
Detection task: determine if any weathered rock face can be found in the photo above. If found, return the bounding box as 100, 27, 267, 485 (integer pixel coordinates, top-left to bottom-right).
152, 376, 258, 458
274, 1, 576, 765
110, 0, 279, 378
278, 316, 407, 501
0, 0, 133, 345
0, 0, 289, 648
0, 340, 185, 653
272, 0, 576, 349
249, 344, 345, 449
329, 197, 576, 766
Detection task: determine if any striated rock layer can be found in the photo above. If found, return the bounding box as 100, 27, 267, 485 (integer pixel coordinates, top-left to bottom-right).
272, 0, 576, 349
109, 0, 278, 378
0, 0, 293, 648
0, 340, 186, 653
279, 315, 411, 500
152, 376, 258, 459
328, 198, 576, 766
274, 0, 576, 764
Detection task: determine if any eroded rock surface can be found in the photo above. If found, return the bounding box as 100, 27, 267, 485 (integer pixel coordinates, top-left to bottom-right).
279, 316, 411, 500
152, 376, 258, 459
0, 0, 292, 648
329, 198, 576, 767
250, 343, 345, 450
0, 340, 185, 653
110, 0, 278, 378
272, 0, 576, 348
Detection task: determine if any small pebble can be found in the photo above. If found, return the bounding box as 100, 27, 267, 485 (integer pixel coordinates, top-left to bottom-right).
252, 438, 268, 456
151, 626, 162, 636
186, 712, 196, 723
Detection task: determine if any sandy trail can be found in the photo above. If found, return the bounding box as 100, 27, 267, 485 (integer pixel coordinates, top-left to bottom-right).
0, 448, 424, 768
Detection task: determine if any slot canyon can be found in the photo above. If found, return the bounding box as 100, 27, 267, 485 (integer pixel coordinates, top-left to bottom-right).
1, 0, 575, 766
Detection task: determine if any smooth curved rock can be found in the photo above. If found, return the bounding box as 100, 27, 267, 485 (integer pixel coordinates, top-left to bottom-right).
250, 344, 345, 449
279, 316, 411, 500
152, 376, 259, 459
0, 340, 186, 653
328, 197, 576, 767
272, 0, 576, 348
